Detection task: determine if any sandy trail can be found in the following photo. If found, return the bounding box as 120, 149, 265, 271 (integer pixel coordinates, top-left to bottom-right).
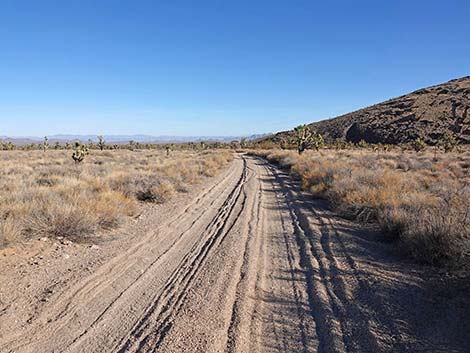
1, 155, 469, 353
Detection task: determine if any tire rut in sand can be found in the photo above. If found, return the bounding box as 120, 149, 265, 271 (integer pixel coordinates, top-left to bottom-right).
219, 158, 318, 353
113, 158, 248, 353
0, 158, 244, 353
2, 155, 428, 353
255, 162, 316, 353
224, 159, 264, 353
263, 161, 406, 353
262, 161, 347, 353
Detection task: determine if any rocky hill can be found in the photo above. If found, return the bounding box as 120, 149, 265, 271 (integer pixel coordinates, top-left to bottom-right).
268, 76, 470, 145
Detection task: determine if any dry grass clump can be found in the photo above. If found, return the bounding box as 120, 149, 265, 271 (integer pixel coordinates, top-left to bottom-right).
250, 149, 470, 266
0, 149, 232, 247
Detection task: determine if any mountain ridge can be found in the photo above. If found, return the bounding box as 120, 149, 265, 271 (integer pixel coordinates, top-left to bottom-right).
266, 76, 470, 145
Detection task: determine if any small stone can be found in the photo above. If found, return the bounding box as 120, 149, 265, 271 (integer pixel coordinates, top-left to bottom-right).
90, 245, 100, 250
40, 237, 49, 242
63, 254, 70, 259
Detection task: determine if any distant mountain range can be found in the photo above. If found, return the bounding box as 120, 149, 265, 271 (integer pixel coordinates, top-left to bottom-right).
0, 134, 271, 146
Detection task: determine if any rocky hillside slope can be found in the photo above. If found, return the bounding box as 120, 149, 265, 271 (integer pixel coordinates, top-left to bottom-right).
269, 76, 470, 145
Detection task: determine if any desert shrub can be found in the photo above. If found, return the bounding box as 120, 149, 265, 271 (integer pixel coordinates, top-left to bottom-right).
0, 149, 232, 247
25, 201, 99, 239
0, 217, 23, 247
412, 137, 427, 152
439, 133, 460, 153
135, 179, 175, 203
403, 211, 468, 264
357, 139, 368, 149
250, 148, 470, 266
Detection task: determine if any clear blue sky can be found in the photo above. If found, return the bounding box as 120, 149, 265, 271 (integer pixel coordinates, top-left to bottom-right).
1, 0, 469, 137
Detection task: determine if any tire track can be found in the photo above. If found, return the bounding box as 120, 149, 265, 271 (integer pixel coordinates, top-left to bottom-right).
262, 158, 407, 353
261, 162, 313, 353
262, 160, 347, 353
312, 207, 408, 352
1, 154, 427, 353
224, 158, 264, 353
113, 158, 248, 353
1, 158, 244, 353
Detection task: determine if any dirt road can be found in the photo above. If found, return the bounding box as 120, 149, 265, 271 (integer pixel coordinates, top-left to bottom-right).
1, 155, 469, 353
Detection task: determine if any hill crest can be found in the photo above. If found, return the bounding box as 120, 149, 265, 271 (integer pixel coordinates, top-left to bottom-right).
269, 76, 470, 145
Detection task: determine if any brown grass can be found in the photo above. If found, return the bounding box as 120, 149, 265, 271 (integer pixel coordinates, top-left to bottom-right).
0, 149, 233, 247
250, 149, 470, 266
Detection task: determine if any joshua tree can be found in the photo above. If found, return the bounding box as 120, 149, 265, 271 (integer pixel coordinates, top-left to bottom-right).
332, 138, 347, 150
23, 143, 35, 150
279, 136, 289, 150
438, 133, 459, 153
230, 141, 240, 149
357, 139, 368, 149
240, 137, 247, 148
42, 136, 49, 152
97, 135, 106, 151
293, 124, 324, 154
72, 142, 89, 163
165, 144, 171, 156
54, 141, 61, 150
412, 137, 427, 152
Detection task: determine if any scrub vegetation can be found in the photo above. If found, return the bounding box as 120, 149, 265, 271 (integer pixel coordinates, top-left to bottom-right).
249, 148, 470, 266
0, 149, 232, 247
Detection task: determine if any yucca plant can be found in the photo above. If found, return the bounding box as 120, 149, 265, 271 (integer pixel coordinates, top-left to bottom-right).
293, 124, 324, 154
439, 133, 459, 153
279, 136, 289, 150
72, 142, 89, 163
43, 136, 49, 152
333, 138, 347, 150
357, 139, 368, 149
412, 137, 427, 152
97, 135, 106, 151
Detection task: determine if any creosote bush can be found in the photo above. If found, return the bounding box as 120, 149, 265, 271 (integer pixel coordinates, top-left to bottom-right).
0, 149, 233, 247
249, 148, 470, 266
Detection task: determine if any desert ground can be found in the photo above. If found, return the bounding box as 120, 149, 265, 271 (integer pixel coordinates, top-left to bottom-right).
1, 151, 469, 353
